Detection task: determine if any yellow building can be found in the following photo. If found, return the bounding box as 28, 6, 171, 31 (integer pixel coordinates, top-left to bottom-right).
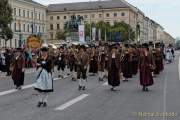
46, 0, 138, 43
5, 0, 47, 48
163, 31, 175, 46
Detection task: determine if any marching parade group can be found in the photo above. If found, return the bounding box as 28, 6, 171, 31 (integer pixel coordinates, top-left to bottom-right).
0, 42, 175, 107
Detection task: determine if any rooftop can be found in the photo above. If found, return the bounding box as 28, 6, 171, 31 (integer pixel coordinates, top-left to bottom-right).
47, 0, 129, 12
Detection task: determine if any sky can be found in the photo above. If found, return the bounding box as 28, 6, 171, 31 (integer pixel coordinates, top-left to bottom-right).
35, 0, 180, 38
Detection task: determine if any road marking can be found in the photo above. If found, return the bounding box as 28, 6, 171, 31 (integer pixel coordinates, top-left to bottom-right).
179, 57, 180, 81
102, 81, 108, 86
55, 94, 89, 111
163, 70, 168, 120
0, 76, 68, 97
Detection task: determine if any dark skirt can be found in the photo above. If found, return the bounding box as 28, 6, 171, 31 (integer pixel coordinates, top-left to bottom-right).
12, 68, 24, 87
57, 60, 65, 71
154, 60, 161, 74
89, 60, 98, 73
132, 60, 138, 75
108, 59, 120, 87
140, 66, 154, 87
121, 61, 132, 78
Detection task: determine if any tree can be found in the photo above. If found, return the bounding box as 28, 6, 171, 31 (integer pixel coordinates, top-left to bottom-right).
0, 0, 13, 42
56, 30, 66, 40
96, 21, 110, 41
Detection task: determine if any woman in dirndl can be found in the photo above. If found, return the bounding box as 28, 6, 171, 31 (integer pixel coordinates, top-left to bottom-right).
34, 46, 53, 107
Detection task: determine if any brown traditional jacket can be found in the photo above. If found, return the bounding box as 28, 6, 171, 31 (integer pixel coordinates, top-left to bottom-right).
108, 52, 121, 70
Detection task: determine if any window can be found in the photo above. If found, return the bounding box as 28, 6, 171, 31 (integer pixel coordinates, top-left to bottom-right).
27, 11, 29, 18
27, 24, 30, 32
50, 16, 53, 20
39, 13, 41, 20
19, 23, 21, 31
42, 26, 44, 33
50, 33, 53, 39
35, 13, 37, 19
84, 15, 88, 18
91, 14, 95, 18
106, 13, 110, 17
14, 8, 16, 16
99, 14, 102, 18
14, 23, 16, 31
114, 13, 117, 17
106, 22, 110, 25
50, 24, 53, 30
19, 9, 21, 16
121, 12, 125, 16
35, 26, 37, 32
57, 16, 60, 20
64, 16, 66, 19
31, 12, 33, 19
42, 14, 44, 21
39, 26, 41, 32
23, 10, 25, 18
57, 24, 60, 30
23, 24, 25, 32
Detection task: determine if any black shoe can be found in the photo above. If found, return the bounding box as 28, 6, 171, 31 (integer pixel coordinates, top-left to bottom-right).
37, 102, 43, 107
72, 78, 76, 81
17, 86, 22, 90
99, 78, 103, 82
123, 79, 128, 82
82, 86, 85, 90
42, 102, 47, 107
145, 87, 149, 92
142, 86, 146, 91
78, 86, 82, 90
111, 87, 115, 91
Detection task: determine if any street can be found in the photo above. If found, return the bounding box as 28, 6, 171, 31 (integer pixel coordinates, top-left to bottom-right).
0, 52, 179, 120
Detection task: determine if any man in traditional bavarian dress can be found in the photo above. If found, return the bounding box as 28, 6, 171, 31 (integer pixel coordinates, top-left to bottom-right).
76, 45, 89, 90
139, 43, 154, 91
108, 44, 121, 91
11, 48, 25, 90
34, 45, 53, 107
121, 44, 132, 81
89, 46, 99, 76
98, 45, 106, 82
68, 46, 77, 81
57, 46, 66, 78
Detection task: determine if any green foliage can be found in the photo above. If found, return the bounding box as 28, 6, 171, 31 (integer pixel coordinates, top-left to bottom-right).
84, 21, 136, 42
0, 0, 13, 41
2, 27, 13, 40
56, 30, 66, 40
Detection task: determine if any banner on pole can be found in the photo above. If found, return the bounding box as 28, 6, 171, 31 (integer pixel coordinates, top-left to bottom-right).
79, 25, 85, 43
92, 27, 96, 41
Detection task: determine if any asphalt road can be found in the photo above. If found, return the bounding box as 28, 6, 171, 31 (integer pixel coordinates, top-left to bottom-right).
0, 51, 180, 120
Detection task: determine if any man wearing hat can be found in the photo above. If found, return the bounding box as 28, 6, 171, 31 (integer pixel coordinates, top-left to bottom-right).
11, 48, 25, 90
154, 43, 164, 75
34, 45, 53, 107
139, 43, 154, 91
76, 45, 89, 90
57, 46, 66, 78
108, 44, 121, 91
121, 43, 133, 81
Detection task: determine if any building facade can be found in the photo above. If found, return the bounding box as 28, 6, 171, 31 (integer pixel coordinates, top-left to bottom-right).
163, 31, 175, 46
2, 0, 47, 48
46, 0, 139, 43
0, 0, 174, 47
